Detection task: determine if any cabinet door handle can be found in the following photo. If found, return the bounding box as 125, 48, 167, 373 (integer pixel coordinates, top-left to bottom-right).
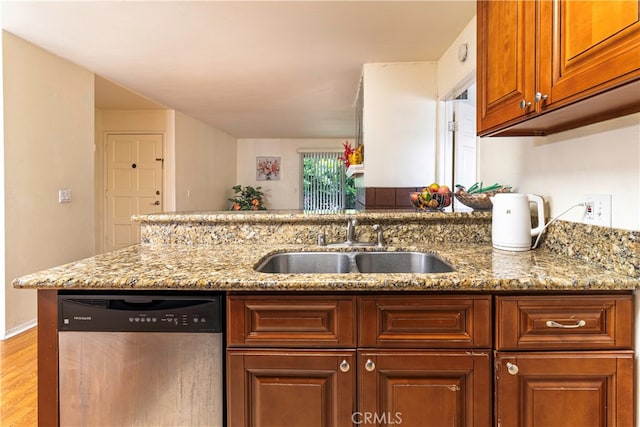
545, 319, 586, 329
535, 92, 548, 103
365, 359, 376, 372
519, 99, 532, 110
506, 362, 519, 375
339, 359, 350, 373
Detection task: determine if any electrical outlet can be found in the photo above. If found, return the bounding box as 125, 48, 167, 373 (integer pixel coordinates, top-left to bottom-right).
583, 194, 611, 227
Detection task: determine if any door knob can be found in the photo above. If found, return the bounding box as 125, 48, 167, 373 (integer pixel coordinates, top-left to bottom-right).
151, 201, 160, 206
506, 362, 519, 375
519, 99, 532, 110
339, 360, 350, 373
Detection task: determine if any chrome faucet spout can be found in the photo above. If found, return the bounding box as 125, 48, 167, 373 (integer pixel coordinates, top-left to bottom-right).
346, 218, 358, 244
372, 224, 385, 247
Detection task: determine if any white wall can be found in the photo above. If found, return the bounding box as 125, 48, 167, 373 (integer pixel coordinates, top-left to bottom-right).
437, 15, 477, 100
3, 31, 95, 336
175, 111, 237, 211
478, 113, 640, 231
436, 16, 478, 189
236, 139, 349, 209
362, 62, 438, 187
95, 109, 175, 252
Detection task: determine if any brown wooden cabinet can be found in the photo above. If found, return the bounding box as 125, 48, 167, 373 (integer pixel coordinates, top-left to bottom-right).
226, 294, 357, 348
227, 294, 493, 426
477, 0, 537, 132
227, 293, 633, 426
358, 295, 492, 348
227, 349, 356, 427
495, 351, 634, 426
478, 0, 640, 136
358, 350, 491, 427
494, 294, 634, 427
227, 295, 358, 426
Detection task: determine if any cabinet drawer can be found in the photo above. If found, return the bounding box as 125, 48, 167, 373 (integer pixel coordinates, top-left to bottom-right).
495, 295, 633, 350
358, 295, 492, 348
227, 295, 356, 347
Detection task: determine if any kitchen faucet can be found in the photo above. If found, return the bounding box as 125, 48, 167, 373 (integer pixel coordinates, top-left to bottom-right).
318, 219, 385, 247
345, 218, 358, 244
372, 224, 385, 247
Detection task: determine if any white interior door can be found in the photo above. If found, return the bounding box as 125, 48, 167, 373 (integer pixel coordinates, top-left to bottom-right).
105, 134, 163, 251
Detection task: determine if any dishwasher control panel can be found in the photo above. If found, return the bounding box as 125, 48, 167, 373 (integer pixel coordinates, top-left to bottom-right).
59, 294, 223, 333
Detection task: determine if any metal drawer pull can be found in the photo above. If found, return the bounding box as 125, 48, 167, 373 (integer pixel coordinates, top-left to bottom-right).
339, 360, 350, 373
365, 359, 376, 372
545, 320, 586, 329
506, 362, 519, 375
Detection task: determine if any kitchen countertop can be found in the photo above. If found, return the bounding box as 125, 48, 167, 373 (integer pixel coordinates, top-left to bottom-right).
12, 242, 639, 292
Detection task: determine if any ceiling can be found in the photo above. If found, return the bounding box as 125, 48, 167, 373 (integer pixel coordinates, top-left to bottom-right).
2, 1, 476, 138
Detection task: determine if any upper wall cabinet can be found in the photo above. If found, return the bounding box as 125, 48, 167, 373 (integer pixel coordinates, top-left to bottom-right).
478, 0, 640, 137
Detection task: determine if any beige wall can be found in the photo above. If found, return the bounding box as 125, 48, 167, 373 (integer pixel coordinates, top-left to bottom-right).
362, 62, 439, 187
175, 111, 237, 211
3, 32, 95, 336
236, 139, 350, 209
478, 113, 640, 231
95, 109, 175, 252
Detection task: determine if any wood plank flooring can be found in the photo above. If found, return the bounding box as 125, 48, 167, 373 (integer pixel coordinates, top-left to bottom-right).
0, 327, 37, 427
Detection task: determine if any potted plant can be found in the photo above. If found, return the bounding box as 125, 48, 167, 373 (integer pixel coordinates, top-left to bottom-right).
228, 185, 266, 210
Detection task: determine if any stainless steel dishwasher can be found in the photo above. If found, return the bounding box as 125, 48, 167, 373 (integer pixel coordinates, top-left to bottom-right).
58, 293, 224, 427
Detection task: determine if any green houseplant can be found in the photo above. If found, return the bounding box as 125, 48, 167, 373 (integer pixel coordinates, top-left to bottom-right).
228, 185, 266, 210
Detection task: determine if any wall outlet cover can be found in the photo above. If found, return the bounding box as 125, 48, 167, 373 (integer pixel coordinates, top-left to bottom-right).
583, 194, 611, 227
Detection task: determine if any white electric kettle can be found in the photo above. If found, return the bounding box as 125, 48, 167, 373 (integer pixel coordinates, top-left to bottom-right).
490, 193, 545, 251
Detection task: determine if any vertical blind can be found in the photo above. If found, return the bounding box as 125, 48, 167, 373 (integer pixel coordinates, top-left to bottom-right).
302, 151, 345, 212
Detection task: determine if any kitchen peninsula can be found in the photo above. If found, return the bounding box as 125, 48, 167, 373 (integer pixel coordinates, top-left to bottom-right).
14, 210, 639, 426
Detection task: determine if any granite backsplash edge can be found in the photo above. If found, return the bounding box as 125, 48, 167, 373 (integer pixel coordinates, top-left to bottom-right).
138, 212, 639, 279
542, 221, 639, 279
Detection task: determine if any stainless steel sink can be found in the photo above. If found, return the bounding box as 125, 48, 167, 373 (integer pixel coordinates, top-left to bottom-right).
255, 252, 353, 273
255, 251, 454, 274
354, 251, 454, 273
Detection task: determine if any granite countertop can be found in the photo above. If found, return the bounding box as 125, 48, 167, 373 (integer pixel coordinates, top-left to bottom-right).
12, 242, 638, 292
132, 209, 493, 223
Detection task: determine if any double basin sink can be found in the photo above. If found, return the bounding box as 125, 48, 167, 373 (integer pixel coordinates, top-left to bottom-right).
255, 251, 454, 274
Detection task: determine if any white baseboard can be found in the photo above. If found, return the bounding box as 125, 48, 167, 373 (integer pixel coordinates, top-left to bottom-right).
1, 319, 37, 340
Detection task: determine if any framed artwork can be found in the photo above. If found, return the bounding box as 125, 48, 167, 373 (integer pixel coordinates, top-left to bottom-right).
256, 156, 281, 181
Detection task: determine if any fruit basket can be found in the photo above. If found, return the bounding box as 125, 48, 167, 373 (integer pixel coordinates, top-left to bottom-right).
454, 184, 512, 210
409, 185, 452, 211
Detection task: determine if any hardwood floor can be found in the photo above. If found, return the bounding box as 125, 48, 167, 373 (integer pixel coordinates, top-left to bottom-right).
0, 327, 37, 427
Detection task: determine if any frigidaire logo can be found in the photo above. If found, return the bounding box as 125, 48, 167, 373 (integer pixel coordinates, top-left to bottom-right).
73, 316, 92, 321
352, 412, 403, 425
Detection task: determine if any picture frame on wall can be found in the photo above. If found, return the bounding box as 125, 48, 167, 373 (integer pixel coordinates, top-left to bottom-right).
256, 156, 281, 181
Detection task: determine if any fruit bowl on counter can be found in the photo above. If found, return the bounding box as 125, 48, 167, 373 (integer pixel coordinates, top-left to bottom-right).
454, 182, 512, 210
410, 184, 452, 211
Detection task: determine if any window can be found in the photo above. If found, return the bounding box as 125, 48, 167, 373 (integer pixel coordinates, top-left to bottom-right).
302, 152, 355, 211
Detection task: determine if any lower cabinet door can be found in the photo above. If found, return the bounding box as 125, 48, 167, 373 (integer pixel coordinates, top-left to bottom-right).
227, 349, 356, 427
495, 351, 634, 427
358, 350, 492, 427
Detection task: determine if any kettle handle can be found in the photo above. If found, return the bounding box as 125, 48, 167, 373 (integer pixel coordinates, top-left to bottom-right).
528, 194, 545, 237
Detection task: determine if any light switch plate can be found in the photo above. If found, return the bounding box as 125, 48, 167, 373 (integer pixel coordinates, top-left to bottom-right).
58, 189, 72, 203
